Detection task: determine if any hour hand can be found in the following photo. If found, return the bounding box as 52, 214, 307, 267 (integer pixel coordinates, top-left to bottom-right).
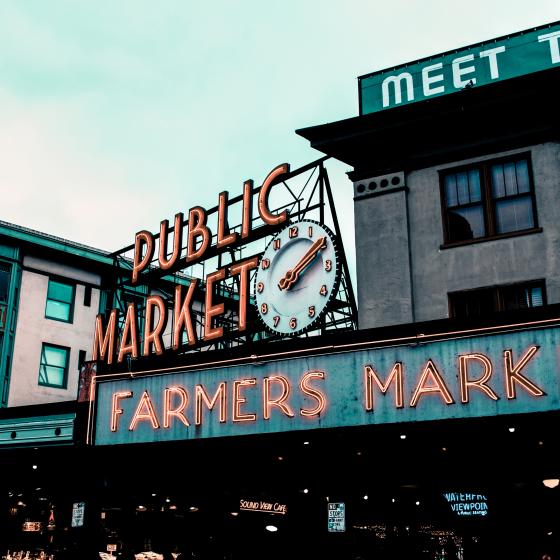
278, 236, 327, 291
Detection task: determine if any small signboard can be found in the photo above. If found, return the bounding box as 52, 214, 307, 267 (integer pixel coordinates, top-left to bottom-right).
22, 521, 42, 532
72, 501, 86, 528
327, 502, 345, 532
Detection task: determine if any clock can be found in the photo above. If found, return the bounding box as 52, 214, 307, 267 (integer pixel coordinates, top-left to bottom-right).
254, 219, 341, 336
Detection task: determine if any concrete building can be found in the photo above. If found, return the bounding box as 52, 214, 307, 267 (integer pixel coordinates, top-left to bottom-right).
298, 55, 560, 331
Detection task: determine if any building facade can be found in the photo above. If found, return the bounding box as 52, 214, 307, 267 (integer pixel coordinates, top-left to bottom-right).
1, 20, 560, 560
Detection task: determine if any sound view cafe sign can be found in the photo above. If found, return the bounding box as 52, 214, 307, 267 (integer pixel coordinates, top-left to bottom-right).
359, 20, 560, 115
91, 163, 560, 445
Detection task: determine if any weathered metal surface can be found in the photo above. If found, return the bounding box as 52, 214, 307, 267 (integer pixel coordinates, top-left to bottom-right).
95, 325, 560, 445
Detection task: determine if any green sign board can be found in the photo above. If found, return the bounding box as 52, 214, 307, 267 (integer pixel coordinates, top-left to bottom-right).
359, 21, 560, 115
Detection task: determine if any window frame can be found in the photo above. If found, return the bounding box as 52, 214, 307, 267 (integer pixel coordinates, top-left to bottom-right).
45, 277, 75, 323
38, 343, 70, 389
448, 280, 546, 319
439, 152, 540, 247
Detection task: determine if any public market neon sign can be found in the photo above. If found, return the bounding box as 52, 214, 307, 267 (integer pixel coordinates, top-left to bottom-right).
93, 163, 290, 365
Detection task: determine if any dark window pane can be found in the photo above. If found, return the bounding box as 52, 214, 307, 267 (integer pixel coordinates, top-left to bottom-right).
491, 164, 505, 198
450, 288, 496, 319
515, 160, 530, 193
503, 162, 518, 196
444, 174, 458, 207
468, 169, 481, 202
84, 285, 92, 307
495, 196, 534, 234
456, 172, 470, 205
0, 264, 10, 303
447, 206, 485, 242
502, 284, 544, 311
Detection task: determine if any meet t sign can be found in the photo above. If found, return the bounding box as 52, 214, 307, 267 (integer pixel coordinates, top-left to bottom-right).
359, 21, 560, 114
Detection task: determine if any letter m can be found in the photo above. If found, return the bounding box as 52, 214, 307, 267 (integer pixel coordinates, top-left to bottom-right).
92, 310, 117, 365
364, 363, 404, 410
382, 72, 414, 107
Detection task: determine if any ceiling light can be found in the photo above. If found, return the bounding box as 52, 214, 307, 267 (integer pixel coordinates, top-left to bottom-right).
265, 525, 278, 532
415, 501, 420, 506
400, 434, 407, 440
230, 512, 239, 517
151, 493, 157, 497
277, 456, 284, 461
32, 465, 38, 470
543, 479, 559, 489
189, 506, 199, 512
363, 495, 368, 500
303, 441, 310, 445
391, 498, 396, 503
165, 498, 171, 503
508, 427, 515, 433
303, 488, 309, 494
169, 505, 177, 510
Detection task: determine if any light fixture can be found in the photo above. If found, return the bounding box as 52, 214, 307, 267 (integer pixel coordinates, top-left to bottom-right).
543, 479, 560, 489
400, 434, 407, 440
442, 447, 447, 452
415, 501, 420, 506
189, 506, 199, 512
363, 494, 369, 500
32, 465, 38, 470
151, 493, 157, 497
277, 456, 284, 461
165, 498, 171, 503
303, 441, 310, 445
303, 488, 309, 494
230, 512, 239, 517
169, 505, 177, 510
391, 498, 396, 503
508, 427, 516, 433
265, 525, 278, 532
137, 505, 146, 512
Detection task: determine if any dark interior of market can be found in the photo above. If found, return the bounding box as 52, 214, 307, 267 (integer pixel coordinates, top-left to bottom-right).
1, 411, 558, 559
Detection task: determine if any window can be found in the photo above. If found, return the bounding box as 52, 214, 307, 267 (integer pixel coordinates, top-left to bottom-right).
39, 344, 70, 389
45, 279, 74, 322
83, 285, 92, 307
441, 155, 538, 244
449, 281, 545, 319
78, 349, 87, 370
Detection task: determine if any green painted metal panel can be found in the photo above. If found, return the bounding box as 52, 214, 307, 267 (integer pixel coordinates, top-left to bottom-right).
0, 413, 75, 446
359, 21, 560, 115
95, 324, 560, 446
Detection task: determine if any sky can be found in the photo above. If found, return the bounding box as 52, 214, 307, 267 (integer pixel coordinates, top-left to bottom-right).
1, 0, 559, 281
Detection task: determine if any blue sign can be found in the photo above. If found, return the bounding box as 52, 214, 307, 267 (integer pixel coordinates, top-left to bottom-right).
94, 324, 560, 446
359, 21, 560, 115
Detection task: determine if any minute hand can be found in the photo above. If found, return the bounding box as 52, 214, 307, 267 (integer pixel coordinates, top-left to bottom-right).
278, 236, 327, 291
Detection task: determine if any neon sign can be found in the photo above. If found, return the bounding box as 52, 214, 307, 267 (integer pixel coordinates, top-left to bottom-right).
443, 492, 489, 517
93, 164, 291, 365
93, 324, 557, 445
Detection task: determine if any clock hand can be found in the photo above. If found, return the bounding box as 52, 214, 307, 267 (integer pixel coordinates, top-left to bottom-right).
278, 236, 327, 290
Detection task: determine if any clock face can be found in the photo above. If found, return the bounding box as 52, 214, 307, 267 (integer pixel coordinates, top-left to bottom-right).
254, 219, 340, 336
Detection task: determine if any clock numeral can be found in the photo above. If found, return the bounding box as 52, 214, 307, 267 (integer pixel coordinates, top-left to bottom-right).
273, 315, 280, 327
308, 306, 316, 318
261, 258, 270, 270
261, 303, 268, 314
308, 226, 313, 237
289, 226, 299, 238
319, 285, 328, 297
325, 259, 332, 272
257, 282, 265, 293
273, 238, 281, 251
289, 317, 297, 330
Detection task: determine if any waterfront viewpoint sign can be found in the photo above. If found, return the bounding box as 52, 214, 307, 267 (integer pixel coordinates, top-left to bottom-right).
359, 21, 560, 115
93, 321, 560, 445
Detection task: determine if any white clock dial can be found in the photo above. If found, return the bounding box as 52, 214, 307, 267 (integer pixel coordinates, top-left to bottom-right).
254, 220, 340, 336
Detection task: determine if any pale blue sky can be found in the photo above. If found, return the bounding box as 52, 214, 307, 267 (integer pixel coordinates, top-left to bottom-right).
1, 1, 558, 280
